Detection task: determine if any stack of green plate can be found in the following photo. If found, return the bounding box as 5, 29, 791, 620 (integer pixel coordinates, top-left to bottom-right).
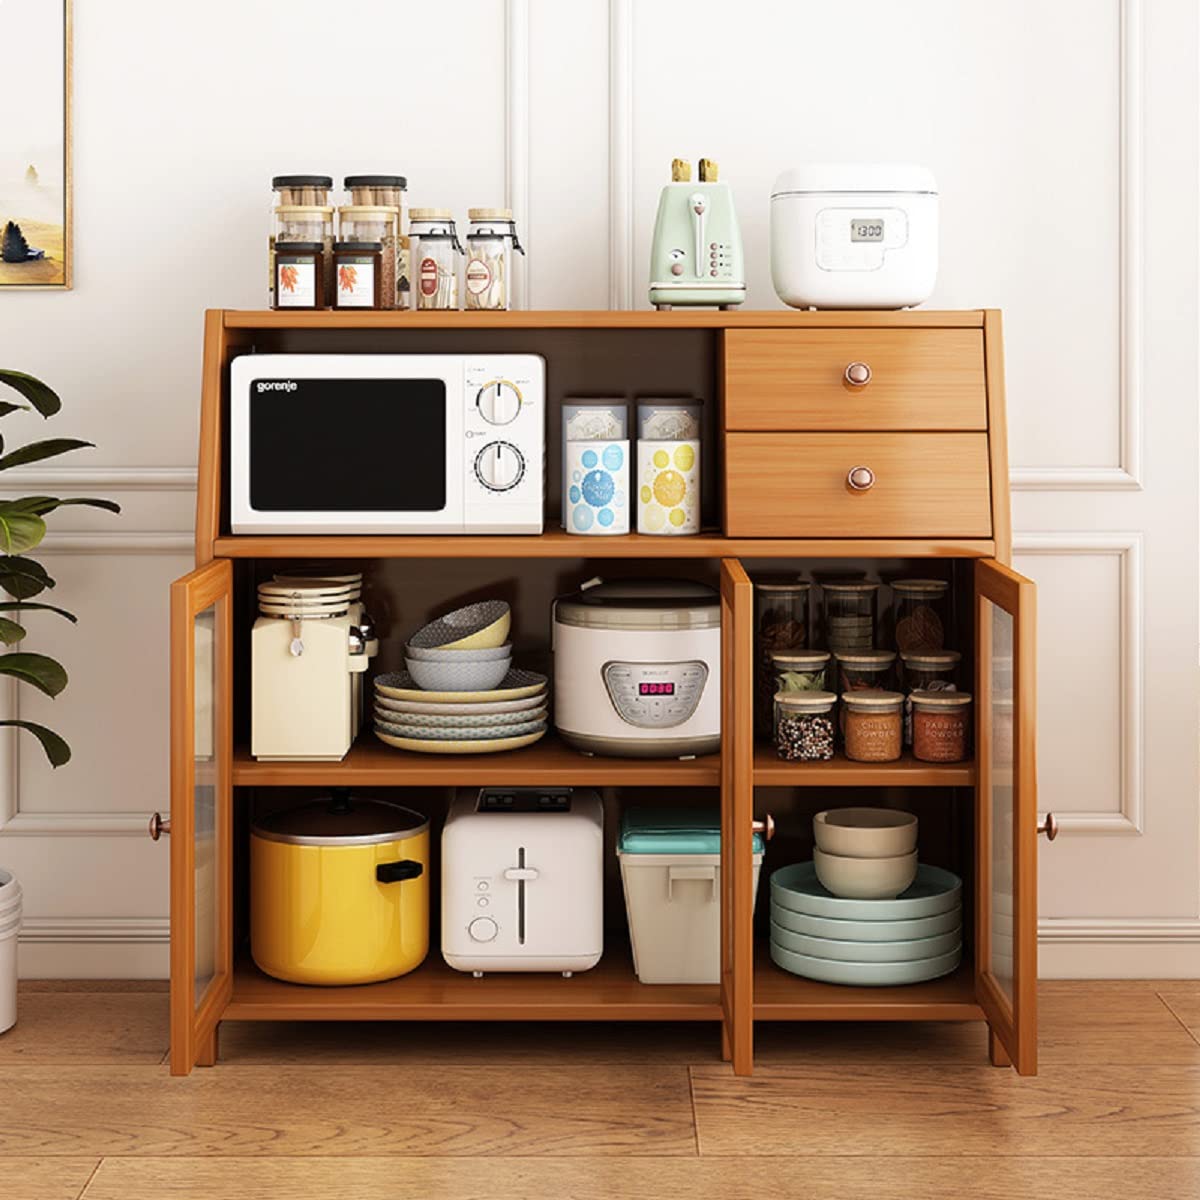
768, 861, 963, 985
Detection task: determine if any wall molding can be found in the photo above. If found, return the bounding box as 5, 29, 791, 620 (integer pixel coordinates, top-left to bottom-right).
505, 0, 530, 309
36, 531, 193, 554
608, 0, 634, 310
0, 466, 197, 491
1010, 0, 1143, 491
1014, 532, 1144, 834
19, 916, 169, 944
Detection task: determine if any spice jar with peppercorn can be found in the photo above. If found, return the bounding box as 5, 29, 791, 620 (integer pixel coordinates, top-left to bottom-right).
889, 579, 951, 654
773, 691, 837, 761
911, 690, 972, 762
753, 579, 810, 737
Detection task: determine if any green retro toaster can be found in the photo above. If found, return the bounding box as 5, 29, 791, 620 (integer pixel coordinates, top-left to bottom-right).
648, 157, 745, 310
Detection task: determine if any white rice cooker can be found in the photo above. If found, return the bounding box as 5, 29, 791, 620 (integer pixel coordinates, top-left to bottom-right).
770, 163, 938, 310
552, 578, 721, 759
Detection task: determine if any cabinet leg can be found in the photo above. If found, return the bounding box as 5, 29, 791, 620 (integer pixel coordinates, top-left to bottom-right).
196, 1024, 220, 1068
721, 1024, 731, 1062
988, 1027, 1012, 1068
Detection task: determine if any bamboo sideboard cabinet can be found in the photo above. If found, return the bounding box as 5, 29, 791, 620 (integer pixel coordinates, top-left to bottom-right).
157, 308, 1050, 1077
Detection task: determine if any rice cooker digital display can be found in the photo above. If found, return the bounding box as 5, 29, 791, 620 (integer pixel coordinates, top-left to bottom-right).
602, 661, 708, 728
816, 207, 908, 271
850, 219, 884, 242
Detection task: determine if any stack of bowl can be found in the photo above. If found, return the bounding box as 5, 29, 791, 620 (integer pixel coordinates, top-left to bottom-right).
768, 807, 963, 985
373, 600, 549, 754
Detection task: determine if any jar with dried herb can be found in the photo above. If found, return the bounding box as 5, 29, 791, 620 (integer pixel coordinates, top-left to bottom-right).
772, 649, 829, 695
753, 579, 810, 735
911, 690, 972, 763
834, 649, 896, 695
333, 242, 382, 309
465, 207, 524, 310
410, 209, 464, 310
338, 207, 398, 309
899, 650, 960, 744
270, 204, 334, 306
890, 578, 951, 654
842, 690, 903, 762
774, 691, 837, 761
820, 580, 879, 654
272, 242, 324, 310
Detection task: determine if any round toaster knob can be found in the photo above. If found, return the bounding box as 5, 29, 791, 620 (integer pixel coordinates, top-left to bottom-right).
468, 916, 499, 943
844, 361, 872, 387
846, 465, 875, 491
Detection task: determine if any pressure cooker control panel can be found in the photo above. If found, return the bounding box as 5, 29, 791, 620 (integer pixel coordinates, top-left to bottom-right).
815, 206, 908, 272
601, 660, 709, 728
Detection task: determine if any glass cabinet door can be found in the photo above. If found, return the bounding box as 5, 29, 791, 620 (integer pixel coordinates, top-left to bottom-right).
169, 559, 233, 1075
974, 559, 1038, 1074
719, 558, 754, 1075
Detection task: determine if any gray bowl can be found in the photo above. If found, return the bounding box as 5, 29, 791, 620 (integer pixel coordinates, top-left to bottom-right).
404, 642, 513, 663
404, 655, 512, 692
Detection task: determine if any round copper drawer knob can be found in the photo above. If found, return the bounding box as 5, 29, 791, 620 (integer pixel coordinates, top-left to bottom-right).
844, 361, 872, 387
148, 812, 171, 841
847, 465, 875, 491
1037, 812, 1059, 841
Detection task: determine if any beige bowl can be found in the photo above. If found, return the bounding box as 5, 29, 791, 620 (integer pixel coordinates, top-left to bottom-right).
813, 808, 918, 859
813, 847, 918, 900
441, 611, 511, 650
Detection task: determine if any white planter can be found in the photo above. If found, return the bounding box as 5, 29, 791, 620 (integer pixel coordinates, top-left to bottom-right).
0, 868, 22, 1034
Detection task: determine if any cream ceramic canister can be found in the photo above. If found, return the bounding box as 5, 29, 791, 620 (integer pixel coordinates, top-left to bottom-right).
636, 401, 701, 536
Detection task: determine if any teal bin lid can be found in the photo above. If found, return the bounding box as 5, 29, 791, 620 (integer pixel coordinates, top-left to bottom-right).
619, 807, 765, 855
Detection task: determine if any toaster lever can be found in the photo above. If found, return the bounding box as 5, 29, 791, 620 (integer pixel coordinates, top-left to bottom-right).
504, 867, 539, 881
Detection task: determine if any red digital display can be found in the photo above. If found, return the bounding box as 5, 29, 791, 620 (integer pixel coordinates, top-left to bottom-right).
639, 682, 675, 695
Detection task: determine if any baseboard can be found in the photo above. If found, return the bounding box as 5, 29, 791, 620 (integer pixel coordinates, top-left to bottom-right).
1039, 918, 1200, 978
18, 917, 169, 979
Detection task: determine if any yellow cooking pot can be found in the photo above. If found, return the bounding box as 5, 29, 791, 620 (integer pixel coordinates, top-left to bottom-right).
251, 791, 429, 985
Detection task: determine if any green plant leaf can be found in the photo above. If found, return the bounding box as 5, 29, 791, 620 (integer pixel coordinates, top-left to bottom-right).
0, 438, 92, 471
0, 370, 60, 417
0, 402, 26, 419
0, 652, 66, 697
7, 495, 121, 517
0, 720, 70, 766
0, 556, 55, 599
0, 507, 46, 554
0, 600, 76, 622
0, 616, 25, 643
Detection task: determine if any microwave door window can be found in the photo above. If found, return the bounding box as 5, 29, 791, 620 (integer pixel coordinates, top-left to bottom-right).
249, 378, 447, 511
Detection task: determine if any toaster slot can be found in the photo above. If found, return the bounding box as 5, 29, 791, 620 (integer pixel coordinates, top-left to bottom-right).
518, 846, 526, 945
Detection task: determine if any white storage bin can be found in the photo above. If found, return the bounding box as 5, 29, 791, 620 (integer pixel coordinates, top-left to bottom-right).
618, 809, 763, 984
0, 868, 22, 1034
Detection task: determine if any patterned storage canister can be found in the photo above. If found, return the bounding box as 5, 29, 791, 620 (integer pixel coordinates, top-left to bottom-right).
562, 401, 629, 535
636, 400, 701, 535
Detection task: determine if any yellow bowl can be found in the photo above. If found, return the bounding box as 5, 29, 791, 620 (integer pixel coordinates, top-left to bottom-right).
441, 609, 511, 650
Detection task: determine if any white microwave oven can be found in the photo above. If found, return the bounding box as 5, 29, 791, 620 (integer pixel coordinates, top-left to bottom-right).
230, 354, 545, 534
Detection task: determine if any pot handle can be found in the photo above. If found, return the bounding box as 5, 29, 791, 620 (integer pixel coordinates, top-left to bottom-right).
376, 860, 424, 883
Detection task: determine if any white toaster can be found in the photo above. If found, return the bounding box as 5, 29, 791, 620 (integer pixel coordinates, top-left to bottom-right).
441, 788, 604, 976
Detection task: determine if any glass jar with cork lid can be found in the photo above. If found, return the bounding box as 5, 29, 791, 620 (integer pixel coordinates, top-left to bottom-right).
270, 199, 334, 307
753, 579, 810, 736
819, 580, 879, 654
338, 206, 399, 309
410, 209, 464, 310
911, 690, 973, 763
889, 578, 951, 654
773, 691, 837, 761
465, 208, 524, 310
842, 690, 903, 763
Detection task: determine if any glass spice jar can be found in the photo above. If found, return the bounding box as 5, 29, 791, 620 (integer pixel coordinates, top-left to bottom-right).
773, 691, 837, 761
333, 241, 383, 309
911, 690, 973, 763
753, 579, 811, 737
842, 690, 903, 762
410, 209, 464, 310
338, 207, 398, 309
834, 649, 896, 695
271, 205, 334, 306
890, 578, 951, 654
772, 649, 830, 696
272, 242, 324, 309
900, 650, 961, 744
465, 207, 525, 310
820, 581, 879, 654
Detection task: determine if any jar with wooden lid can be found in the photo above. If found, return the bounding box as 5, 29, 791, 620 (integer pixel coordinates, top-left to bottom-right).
834, 649, 896, 695
773, 691, 837, 761
889, 578, 951, 654
465, 208, 524, 310
841, 690, 903, 762
339, 207, 398, 309
270, 205, 334, 306
911, 690, 972, 763
820, 580, 879, 654
410, 209, 463, 310
333, 242, 382, 309
753, 579, 810, 736
900, 650, 960, 744
273, 243, 325, 310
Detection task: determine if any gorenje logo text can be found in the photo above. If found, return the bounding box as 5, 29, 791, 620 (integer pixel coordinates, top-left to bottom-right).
256, 380, 299, 394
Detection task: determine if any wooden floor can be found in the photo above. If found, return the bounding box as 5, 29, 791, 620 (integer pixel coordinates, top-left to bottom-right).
4, 980, 1200, 1198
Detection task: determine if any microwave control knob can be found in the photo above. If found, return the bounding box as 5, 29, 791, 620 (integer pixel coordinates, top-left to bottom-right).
468, 916, 499, 943
477, 380, 521, 425
475, 441, 525, 491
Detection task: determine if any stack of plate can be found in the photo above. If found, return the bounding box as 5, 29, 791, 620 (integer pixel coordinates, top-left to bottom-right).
768, 861, 963, 985
374, 598, 548, 755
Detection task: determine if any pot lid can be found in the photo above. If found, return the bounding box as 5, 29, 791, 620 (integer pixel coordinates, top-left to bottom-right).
771, 163, 937, 197
252, 793, 428, 846
555, 579, 719, 631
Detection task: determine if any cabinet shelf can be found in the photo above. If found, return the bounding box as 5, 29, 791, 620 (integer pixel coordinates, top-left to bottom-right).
752, 746, 975, 787
225, 947, 722, 1022
752, 947, 981, 1021
232, 732, 722, 788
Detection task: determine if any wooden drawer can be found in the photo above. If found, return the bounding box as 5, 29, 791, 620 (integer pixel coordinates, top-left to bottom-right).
723, 329, 987, 431
724, 433, 992, 538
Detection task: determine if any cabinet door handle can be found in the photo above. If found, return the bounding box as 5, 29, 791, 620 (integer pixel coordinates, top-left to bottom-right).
148, 812, 171, 841
847, 465, 875, 491
752, 814, 776, 842
1037, 812, 1058, 841
844, 361, 872, 387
